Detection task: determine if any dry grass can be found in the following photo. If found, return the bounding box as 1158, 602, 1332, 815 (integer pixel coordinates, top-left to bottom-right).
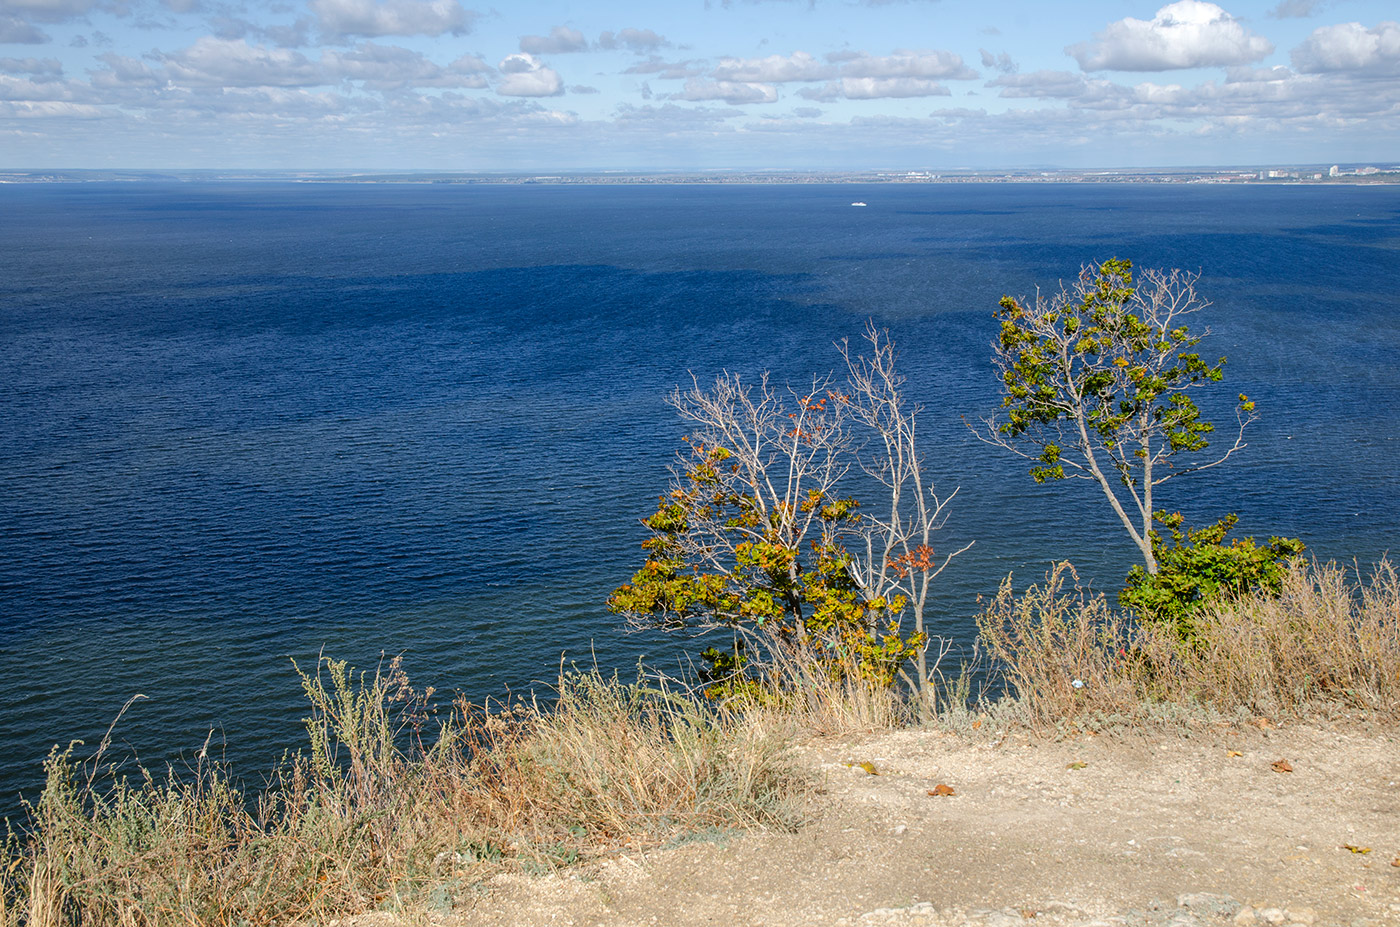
976, 561, 1144, 726
5, 559, 1394, 924
1149, 559, 1400, 717
977, 559, 1400, 728
0, 658, 804, 927
751, 642, 910, 735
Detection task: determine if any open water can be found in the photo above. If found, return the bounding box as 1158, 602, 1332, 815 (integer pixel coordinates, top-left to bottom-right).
1, 181, 1397, 817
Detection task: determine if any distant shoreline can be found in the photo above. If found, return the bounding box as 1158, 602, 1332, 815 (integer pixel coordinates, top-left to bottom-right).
2, 167, 1399, 186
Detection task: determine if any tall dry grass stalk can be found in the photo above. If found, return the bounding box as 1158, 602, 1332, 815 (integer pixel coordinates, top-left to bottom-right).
0, 657, 804, 927
978, 559, 1400, 727
977, 562, 1143, 725
1150, 559, 1400, 716
759, 643, 908, 734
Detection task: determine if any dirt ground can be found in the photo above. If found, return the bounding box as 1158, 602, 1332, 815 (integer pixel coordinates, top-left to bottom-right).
357, 720, 1400, 927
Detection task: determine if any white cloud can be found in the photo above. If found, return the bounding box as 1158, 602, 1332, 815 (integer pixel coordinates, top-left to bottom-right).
0, 99, 103, 116
0, 56, 62, 77
322, 42, 488, 89
1224, 64, 1292, 82
0, 15, 48, 42
979, 49, 1017, 74
519, 25, 586, 55
0, 73, 88, 100
448, 53, 489, 73
799, 76, 951, 100
989, 70, 1100, 99
1292, 21, 1400, 76
673, 77, 777, 104
0, 0, 99, 24
495, 53, 562, 97
838, 49, 976, 80
210, 17, 312, 49
90, 52, 162, 88
623, 55, 704, 79
310, 0, 475, 41
157, 38, 320, 87
1069, 1, 1273, 71
597, 28, 667, 53
612, 102, 738, 127
711, 50, 832, 83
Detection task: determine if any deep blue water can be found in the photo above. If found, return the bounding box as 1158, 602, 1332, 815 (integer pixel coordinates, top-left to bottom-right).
2, 182, 1397, 817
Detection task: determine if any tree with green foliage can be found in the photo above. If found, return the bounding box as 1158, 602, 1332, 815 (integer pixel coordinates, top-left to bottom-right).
609, 325, 968, 700
977, 259, 1254, 574
1120, 512, 1305, 641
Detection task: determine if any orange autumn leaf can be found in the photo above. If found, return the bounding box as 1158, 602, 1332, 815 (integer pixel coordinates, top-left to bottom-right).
928, 784, 955, 797
1271, 759, 1293, 773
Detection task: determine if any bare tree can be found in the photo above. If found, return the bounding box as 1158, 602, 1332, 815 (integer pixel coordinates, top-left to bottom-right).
610, 325, 967, 703
840, 323, 971, 693
975, 259, 1253, 573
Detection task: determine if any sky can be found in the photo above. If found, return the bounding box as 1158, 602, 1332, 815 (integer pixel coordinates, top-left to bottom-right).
1, 0, 1397, 170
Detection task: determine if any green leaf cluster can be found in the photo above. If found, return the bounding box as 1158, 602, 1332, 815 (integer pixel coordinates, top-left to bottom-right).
996, 258, 1226, 486
608, 443, 925, 695
1120, 511, 1306, 642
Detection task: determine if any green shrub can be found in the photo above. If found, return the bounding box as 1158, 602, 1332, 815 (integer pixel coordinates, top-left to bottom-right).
1120, 511, 1305, 641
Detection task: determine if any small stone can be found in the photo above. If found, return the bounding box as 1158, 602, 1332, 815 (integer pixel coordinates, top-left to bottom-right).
1284, 910, 1316, 926
892, 824, 908, 837
1233, 907, 1257, 926
1259, 909, 1286, 926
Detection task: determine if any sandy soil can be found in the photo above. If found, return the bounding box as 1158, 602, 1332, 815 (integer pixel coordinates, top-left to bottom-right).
355, 720, 1400, 927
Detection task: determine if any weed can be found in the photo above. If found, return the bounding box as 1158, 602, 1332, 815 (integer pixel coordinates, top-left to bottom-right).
976, 559, 1400, 728
0, 660, 804, 926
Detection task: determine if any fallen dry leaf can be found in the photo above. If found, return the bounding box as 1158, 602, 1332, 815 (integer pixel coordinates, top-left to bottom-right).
971, 720, 982, 730
855, 761, 879, 775
1253, 717, 1275, 729
1066, 761, 1087, 770
1271, 759, 1293, 773
1391, 858, 1399, 868
1227, 750, 1243, 757
928, 783, 955, 797
1341, 844, 1372, 854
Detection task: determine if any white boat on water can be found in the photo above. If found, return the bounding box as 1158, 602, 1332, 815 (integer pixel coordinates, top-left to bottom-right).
851, 201, 867, 207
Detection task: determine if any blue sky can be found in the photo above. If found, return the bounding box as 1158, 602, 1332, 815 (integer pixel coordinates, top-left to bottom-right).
1, 0, 1397, 169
